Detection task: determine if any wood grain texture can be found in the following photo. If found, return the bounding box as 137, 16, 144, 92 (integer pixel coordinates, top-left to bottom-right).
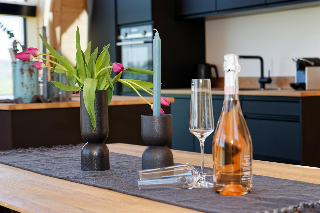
0, 143, 319, 213
0, 96, 175, 111
162, 88, 320, 97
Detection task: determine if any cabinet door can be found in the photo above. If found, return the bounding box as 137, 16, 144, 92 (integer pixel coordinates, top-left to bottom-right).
117, 0, 152, 25
171, 97, 195, 152
175, 0, 216, 16
266, 0, 292, 3
246, 118, 301, 164
217, 0, 265, 10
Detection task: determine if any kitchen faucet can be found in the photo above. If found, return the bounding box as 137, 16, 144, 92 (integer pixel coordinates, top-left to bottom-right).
238, 55, 272, 90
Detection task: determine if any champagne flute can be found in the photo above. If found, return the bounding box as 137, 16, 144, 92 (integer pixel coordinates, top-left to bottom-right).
189, 79, 214, 188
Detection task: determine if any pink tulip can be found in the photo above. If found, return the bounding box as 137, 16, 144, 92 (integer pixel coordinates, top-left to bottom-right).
26, 47, 40, 57
112, 62, 124, 73
161, 97, 170, 106
16, 52, 33, 61
33, 62, 45, 70
151, 105, 165, 115
160, 108, 165, 115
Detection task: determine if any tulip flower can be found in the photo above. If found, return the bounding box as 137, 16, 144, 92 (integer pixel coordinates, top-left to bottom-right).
16, 52, 33, 61
33, 62, 45, 70
160, 108, 165, 115
151, 105, 165, 115
26, 47, 40, 57
112, 62, 124, 73
161, 97, 170, 106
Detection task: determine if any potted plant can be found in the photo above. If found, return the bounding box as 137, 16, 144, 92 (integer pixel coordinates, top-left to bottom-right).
16, 27, 167, 171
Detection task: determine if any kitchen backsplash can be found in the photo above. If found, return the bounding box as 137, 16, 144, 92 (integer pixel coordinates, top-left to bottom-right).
205, 6, 320, 78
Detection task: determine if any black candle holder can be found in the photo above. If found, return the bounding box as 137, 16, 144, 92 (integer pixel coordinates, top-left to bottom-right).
141, 114, 174, 170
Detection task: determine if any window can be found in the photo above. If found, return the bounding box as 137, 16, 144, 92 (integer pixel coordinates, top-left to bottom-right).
0, 15, 25, 96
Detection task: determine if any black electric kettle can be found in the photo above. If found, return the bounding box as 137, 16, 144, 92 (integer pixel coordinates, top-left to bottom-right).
196, 63, 219, 85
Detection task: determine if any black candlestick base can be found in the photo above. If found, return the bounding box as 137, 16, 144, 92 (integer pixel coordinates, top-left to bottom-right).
142, 146, 173, 170
81, 142, 110, 171
141, 114, 174, 170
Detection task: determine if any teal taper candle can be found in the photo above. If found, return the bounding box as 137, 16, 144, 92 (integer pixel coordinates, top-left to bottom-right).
153, 30, 161, 116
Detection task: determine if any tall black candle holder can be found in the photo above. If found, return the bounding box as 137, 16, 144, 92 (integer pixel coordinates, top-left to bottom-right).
141, 114, 174, 170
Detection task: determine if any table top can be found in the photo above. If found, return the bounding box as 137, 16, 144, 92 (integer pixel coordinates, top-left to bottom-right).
0, 96, 175, 111
0, 143, 319, 213
161, 88, 320, 97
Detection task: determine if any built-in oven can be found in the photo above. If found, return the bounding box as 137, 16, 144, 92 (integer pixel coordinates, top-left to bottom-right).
117, 24, 153, 94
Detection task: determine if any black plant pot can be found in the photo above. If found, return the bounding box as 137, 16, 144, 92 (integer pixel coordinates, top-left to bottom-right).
141, 114, 174, 170
80, 90, 110, 171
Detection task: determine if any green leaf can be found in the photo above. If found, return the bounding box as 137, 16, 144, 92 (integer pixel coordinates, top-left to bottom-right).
39, 34, 77, 82
52, 58, 58, 73
100, 44, 110, 69
97, 68, 113, 91
52, 81, 80, 91
53, 69, 67, 74
96, 46, 109, 72
83, 78, 98, 129
66, 72, 76, 86
91, 47, 98, 63
86, 56, 96, 79
125, 68, 153, 75
84, 41, 91, 64
112, 72, 122, 83
121, 79, 153, 91
107, 87, 113, 105
76, 27, 86, 82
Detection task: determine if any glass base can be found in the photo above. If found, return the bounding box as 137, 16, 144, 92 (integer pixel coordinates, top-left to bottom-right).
192, 175, 213, 188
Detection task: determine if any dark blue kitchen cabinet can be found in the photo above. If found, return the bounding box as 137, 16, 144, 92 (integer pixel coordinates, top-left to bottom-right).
217, 0, 266, 10
266, 0, 293, 3
246, 118, 301, 164
116, 0, 152, 25
168, 93, 320, 167
171, 97, 195, 152
175, 0, 216, 16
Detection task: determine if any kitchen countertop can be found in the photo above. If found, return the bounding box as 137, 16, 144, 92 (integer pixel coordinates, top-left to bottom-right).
0, 96, 175, 111
161, 88, 320, 97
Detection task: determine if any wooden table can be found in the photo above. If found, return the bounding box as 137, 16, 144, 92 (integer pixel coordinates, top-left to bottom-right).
0, 143, 319, 213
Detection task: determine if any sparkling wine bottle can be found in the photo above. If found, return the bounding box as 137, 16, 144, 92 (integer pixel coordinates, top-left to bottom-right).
212, 54, 253, 196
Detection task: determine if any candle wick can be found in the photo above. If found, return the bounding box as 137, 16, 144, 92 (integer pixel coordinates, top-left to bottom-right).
153, 29, 158, 33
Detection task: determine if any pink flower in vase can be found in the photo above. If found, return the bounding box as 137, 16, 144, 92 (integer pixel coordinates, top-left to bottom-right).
26, 47, 40, 57
33, 62, 45, 70
113, 62, 124, 73
151, 105, 165, 115
160, 97, 170, 106
16, 52, 33, 61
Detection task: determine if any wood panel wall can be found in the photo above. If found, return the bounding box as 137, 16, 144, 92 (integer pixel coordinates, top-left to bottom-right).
49, 0, 88, 65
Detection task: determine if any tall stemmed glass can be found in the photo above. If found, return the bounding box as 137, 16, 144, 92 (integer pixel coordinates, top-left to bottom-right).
190, 79, 214, 188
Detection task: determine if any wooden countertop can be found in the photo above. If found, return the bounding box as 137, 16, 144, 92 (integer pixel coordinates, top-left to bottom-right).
161, 88, 320, 97
0, 96, 175, 111
0, 143, 319, 213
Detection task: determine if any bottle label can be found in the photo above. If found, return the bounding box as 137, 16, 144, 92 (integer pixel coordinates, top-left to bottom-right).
224, 86, 237, 94
240, 154, 252, 183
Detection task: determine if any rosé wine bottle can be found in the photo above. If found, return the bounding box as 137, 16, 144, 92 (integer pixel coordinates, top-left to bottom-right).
212, 54, 253, 196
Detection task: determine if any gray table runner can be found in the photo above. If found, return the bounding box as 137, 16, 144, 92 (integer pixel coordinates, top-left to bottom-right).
0, 144, 319, 213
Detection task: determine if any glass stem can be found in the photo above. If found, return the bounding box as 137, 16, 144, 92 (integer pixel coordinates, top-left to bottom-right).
199, 138, 205, 176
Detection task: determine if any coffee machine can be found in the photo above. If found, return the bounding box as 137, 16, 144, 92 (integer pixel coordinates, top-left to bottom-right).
290, 57, 320, 90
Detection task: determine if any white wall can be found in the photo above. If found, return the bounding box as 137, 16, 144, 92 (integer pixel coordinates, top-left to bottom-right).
205, 6, 320, 77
